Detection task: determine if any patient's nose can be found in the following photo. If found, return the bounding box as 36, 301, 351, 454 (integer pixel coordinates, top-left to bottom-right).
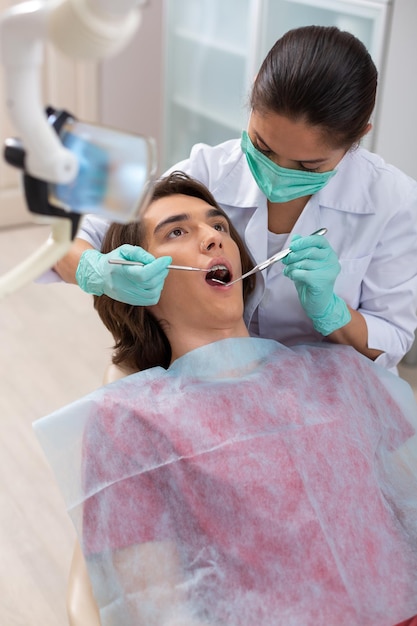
200, 238, 223, 252
200, 225, 223, 252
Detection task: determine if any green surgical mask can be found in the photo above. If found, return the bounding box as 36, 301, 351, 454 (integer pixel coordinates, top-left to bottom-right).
241, 130, 336, 203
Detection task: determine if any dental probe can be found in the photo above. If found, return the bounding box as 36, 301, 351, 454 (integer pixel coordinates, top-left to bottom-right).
220, 227, 328, 286
108, 259, 210, 272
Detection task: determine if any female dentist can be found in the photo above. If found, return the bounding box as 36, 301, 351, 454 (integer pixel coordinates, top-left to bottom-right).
56, 25, 417, 371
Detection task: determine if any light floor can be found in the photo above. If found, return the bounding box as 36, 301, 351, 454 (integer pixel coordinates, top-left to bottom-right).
1, 222, 417, 625
0, 223, 113, 625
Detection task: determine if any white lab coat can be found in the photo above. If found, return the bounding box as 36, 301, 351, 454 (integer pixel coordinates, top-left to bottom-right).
79, 139, 417, 370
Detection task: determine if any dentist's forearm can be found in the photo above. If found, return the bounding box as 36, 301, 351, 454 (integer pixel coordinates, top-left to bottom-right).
54, 238, 94, 284
327, 306, 383, 361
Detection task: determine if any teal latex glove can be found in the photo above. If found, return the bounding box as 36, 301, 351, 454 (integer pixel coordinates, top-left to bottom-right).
282, 234, 351, 335
76, 245, 172, 305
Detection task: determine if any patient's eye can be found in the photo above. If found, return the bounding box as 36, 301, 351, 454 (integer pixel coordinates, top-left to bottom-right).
213, 222, 228, 232
167, 227, 186, 239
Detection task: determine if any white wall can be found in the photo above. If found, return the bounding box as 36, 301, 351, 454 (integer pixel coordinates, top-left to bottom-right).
373, 0, 417, 180
100, 0, 417, 182
99, 1, 164, 171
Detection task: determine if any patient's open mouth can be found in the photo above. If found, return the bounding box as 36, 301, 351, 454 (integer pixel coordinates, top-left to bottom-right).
205, 264, 231, 285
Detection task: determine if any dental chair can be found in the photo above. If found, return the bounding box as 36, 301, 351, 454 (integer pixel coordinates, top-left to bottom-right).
67, 361, 135, 625
67, 541, 100, 625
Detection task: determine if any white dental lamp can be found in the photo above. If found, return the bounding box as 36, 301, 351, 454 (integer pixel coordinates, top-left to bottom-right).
0, 0, 156, 298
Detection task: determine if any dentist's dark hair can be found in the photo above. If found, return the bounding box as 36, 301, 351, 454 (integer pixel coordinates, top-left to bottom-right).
251, 25, 377, 147
94, 171, 255, 372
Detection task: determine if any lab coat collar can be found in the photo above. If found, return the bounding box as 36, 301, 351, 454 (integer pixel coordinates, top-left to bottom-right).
211, 143, 262, 208
315, 148, 375, 215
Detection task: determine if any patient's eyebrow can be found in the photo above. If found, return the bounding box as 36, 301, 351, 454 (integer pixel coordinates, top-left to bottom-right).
153, 213, 189, 235
153, 208, 226, 235
206, 208, 225, 220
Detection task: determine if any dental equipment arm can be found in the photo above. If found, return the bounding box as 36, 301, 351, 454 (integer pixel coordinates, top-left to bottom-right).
0, 0, 150, 299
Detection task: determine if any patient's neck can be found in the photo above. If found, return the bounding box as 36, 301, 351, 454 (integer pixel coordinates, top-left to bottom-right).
168, 319, 249, 364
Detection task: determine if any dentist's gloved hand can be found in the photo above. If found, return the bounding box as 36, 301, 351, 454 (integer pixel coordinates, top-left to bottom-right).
282, 234, 351, 335
76, 245, 172, 305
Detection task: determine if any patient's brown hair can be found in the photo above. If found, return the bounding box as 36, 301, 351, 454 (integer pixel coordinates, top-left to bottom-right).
94, 171, 255, 371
